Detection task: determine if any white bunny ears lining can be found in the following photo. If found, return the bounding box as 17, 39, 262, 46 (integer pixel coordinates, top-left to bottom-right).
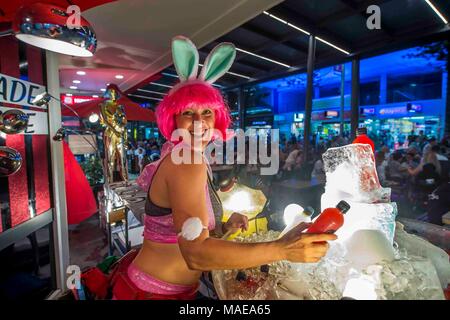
170, 35, 236, 93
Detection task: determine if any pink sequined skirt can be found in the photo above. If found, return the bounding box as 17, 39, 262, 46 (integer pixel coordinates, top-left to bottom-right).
111, 250, 198, 300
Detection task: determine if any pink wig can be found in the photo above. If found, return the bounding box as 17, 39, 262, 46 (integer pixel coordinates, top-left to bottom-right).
156, 82, 231, 141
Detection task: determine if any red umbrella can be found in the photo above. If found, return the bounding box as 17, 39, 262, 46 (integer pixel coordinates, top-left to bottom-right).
62, 84, 156, 122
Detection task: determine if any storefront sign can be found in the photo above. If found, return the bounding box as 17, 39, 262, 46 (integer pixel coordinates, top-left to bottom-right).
245, 115, 273, 127
251, 121, 267, 125
0, 106, 48, 134
379, 106, 407, 116
407, 103, 422, 113
245, 107, 272, 115
360, 107, 375, 115
61, 94, 100, 105
379, 104, 425, 117
312, 110, 350, 121
293, 113, 304, 122
0, 73, 46, 108
325, 110, 339, 118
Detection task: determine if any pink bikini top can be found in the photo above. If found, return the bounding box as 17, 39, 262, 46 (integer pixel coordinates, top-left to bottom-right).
140, 143, 220, 244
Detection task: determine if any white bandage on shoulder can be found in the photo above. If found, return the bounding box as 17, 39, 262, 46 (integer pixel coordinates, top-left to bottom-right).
179, 217, 208, 241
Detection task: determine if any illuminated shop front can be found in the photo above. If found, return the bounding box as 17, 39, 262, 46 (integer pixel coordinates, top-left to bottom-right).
256, 42, 447, 147
360, 99, 445, 149
273, 112, 304, 139
241, 86, 274, 134
244, 115, 273, 140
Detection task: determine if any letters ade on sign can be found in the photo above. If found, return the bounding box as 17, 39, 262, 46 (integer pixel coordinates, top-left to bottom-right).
0, 73, 46, 108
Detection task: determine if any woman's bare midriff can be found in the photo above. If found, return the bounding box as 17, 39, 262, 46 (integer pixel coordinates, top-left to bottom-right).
132, 151, 205, 286
132, 239, 202, 286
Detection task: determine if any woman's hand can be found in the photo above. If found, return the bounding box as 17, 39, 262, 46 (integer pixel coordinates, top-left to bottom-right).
276, 222, 337, 263
223, 212, 249, 234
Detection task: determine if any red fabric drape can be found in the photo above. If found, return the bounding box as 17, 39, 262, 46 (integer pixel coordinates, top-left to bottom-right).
63, 141, 97, 224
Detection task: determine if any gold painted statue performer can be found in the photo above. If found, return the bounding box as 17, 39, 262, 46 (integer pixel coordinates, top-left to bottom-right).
100, 85, 128, 183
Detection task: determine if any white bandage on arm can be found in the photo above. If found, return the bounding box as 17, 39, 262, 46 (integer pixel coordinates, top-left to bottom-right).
179, 217, 208, 241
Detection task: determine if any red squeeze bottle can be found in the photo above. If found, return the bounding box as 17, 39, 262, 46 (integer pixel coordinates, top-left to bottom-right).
353, 127, 375, 154
306, 201, 351, 234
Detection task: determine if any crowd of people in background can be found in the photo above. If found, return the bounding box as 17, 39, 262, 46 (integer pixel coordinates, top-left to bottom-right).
374, 134, 450, 224
123, 130, 450, 225
375, 135, 449, 188
277, 132, 351, 183
127, 137, 164, 174
127, 131, 449, 186
277, 131, 450, 225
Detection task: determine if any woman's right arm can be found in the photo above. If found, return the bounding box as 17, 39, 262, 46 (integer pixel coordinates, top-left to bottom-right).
167, 158, 336, 271
180, 223, 334, 271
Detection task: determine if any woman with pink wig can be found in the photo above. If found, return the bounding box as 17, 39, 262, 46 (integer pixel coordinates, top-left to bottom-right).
111, 36, 336, 300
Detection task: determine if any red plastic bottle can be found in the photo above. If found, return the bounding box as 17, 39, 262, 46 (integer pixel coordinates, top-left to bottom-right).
306, 201, 350, 234
353, 127, 375, 154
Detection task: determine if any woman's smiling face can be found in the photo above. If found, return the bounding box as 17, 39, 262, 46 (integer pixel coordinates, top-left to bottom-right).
175, 107, 215, 149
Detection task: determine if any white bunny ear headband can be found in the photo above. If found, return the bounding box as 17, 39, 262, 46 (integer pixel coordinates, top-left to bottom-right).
168, 35, 236, 94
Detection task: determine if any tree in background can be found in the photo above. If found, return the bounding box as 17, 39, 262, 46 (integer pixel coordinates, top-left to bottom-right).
406, 41, 449, 137
81, 156, 104, 186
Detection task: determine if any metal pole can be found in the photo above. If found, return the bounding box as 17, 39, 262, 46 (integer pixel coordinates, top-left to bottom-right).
48, 93, 82, 120
46, 51, 70, 291
351, 58, 360, 141
304, 34, 316, 163
340, 64, 345, 136
443, 41, 450, 138
125, 207, 130, 252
